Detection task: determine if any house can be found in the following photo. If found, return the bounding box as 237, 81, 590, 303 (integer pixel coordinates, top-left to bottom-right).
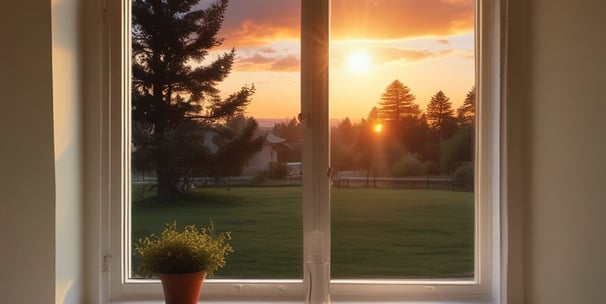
241, 131, 292, 176
1, 0, 605, 303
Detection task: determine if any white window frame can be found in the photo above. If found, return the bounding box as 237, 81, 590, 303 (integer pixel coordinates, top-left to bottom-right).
104, 0, 505, 302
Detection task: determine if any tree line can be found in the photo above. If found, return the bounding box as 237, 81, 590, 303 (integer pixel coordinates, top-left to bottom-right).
273, 80, 476, 188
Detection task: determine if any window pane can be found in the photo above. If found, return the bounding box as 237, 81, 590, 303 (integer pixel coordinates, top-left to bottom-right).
330, 0, 475, 279
130, 0, 302, 279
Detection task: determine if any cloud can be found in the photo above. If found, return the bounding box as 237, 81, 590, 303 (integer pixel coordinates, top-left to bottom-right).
196, 0, 473, 48
438, 49, 455, 56
331, 0, 474, 40
259, 47, 278, 54
271, 55, 300, 71
221, 20, 300, 48
216, 0, 301, 47
330, 45, 458, 69
235, 52, 300, 72
377, 48, 436, 63
373, 47, 457, 65
460, 50, 475, 59
436, 39, 450, 44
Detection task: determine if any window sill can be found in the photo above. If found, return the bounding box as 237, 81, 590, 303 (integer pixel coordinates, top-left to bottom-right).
110, 300, 494, 304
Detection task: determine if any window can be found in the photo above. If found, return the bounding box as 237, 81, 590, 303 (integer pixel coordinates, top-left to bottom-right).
107, 0, 503, 302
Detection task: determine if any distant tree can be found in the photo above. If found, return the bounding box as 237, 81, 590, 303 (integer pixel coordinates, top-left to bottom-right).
331, 117, 357, 171
378, 80, 421, 123
335, 117, 355, 144
426, 90, 457, 139
440, 127, 473, 173
405, 114, 437, 162
271, 117, 302, 163
450, 86, 476, 175
206, 116, 265, 179
457, 86, 476, 126
350, 119, 374, 175
376, 80, 425, 155
272, 117, 302, 143
131, 0, 263, 201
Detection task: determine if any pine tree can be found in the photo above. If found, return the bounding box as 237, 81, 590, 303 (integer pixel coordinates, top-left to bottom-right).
426, 90, 457, 139
131, 0, 263, 201
272, 117, 302, 143
378, 80, 420, 123
457, 86, 476, 126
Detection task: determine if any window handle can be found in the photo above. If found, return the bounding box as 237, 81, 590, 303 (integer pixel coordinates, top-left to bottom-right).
326, 167, 333, 179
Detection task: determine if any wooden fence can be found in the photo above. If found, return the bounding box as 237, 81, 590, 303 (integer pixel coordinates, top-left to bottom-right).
332, 176, 458, 190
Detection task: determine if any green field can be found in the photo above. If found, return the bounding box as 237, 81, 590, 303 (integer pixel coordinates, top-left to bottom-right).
132, 185, 474, 279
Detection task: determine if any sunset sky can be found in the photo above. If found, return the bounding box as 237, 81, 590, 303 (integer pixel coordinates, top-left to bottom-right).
200, 0, 475, 122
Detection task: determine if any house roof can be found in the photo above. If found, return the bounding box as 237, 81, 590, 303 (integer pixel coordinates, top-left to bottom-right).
264, 131, 286, 144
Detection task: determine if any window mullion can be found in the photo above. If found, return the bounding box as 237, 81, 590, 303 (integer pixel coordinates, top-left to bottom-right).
301, 0, 331, 303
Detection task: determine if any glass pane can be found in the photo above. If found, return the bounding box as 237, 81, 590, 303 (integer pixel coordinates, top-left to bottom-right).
130, 0, 302, 279
330, 0, 476, 279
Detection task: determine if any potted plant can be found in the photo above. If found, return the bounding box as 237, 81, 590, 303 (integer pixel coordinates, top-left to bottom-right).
135, 222, 233, 304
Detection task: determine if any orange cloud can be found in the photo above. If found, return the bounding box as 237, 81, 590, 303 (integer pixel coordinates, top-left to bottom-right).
222, 20, 299, 48
377, 48, 435, 63
235, 53, 300, 72
271, 55, 300, 71
216, 0, 301, 48
208, 0, 473, 48
331, 46, 458, 69
330, 0, 473, 40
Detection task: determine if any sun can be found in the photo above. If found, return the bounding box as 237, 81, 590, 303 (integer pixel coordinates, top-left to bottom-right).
373, 123, 383, 133
346, 50, 372, 74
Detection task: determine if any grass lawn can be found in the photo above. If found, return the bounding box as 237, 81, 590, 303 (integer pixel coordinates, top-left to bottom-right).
132, 185, 474, 279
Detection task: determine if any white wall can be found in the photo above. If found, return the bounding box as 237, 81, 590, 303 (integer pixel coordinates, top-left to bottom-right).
0, 0, 84, 303
508, 0, 606, 303
0, 0, 57, 303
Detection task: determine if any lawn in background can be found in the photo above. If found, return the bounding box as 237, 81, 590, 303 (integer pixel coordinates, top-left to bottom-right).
131, 185, 473, 279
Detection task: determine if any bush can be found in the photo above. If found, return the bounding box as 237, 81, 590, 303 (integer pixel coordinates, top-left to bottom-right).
451, 162, 474, 190
440, 127, 473, 173
266, 162, 288, 179
253, 170, 267, 184
391, 153, 427, 177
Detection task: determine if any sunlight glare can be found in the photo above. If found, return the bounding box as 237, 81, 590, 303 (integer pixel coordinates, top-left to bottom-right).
347, 50, 372, 74
374, 123, 383, 133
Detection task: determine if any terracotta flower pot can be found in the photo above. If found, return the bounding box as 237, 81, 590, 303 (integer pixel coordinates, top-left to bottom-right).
159, 271, 207, 304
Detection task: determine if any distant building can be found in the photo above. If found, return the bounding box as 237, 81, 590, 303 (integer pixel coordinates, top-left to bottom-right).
242, 131, 296, 176
202, 128, 300, 177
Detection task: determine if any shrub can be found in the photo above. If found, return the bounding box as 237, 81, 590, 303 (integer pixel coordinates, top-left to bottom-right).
391, 153, 427, 177
440, 127, 473, 173
266, 161, 288, 179
451, 161, 474, 190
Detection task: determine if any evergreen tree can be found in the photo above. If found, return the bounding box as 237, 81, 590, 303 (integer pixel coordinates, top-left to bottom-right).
426, 90, 457, 139
331, 117, 357, 171
366, 106, 382, 130
272, 117, 302, 143
271, 117, 302, 163
378, 80, 420, 123
350, 118, 375, 179
377, 80, 424, 153
131, 0, 263, 201
457, 86, 476, 126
